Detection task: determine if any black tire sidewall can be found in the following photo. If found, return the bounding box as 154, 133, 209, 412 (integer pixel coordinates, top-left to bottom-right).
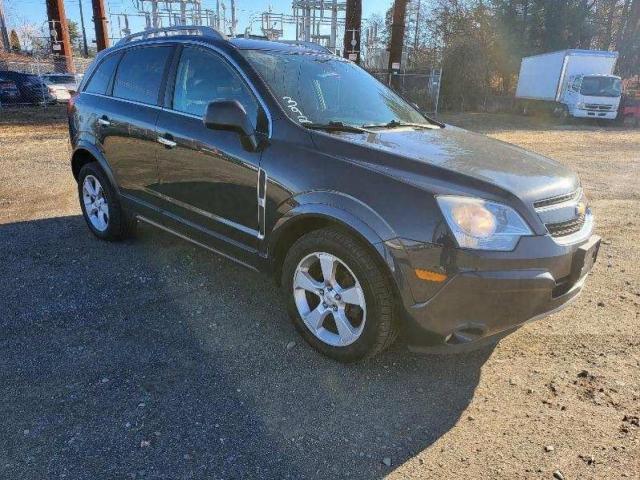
78, 163, 123, 240
282, 229, 393, 362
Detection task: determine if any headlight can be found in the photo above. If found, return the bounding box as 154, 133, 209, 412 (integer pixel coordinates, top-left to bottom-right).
436, 196, 533, 251
576, 102, 586, 110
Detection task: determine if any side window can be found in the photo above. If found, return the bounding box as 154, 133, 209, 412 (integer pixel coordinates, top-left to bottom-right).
172, 46, 259, 127
112, 46, 172, 105
85, 53, 121, 95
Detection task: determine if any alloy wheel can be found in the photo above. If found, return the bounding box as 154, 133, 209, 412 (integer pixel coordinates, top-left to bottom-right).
82, 175, 109, 232
293, 251, 366, 347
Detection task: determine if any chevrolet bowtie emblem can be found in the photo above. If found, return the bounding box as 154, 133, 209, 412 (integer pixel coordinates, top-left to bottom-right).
575, 202, 587, 217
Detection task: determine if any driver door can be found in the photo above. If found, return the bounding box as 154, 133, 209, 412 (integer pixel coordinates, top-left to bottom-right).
154, 45, 267, 266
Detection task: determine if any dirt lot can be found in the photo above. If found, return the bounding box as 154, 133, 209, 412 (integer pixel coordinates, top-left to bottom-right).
1, 106, 638, 479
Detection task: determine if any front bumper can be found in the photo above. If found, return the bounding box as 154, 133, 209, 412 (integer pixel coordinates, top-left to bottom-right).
573, 109, 617, 120
388, 233, 600, 351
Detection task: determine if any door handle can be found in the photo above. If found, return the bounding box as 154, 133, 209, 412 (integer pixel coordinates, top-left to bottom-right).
98, 117, 111, 127
157, 135, 177, 148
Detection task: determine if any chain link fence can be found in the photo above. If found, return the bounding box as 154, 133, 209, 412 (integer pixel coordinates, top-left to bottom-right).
369, 70, 442, 115
1, 50, 444, 117
0, 54, 92, 109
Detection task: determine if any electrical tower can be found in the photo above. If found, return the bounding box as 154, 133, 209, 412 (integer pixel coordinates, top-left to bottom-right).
109, 0, 222, 41
260, 1, 346, 53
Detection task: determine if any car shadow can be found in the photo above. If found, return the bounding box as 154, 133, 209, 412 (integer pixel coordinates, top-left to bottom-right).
0, 215, 495, 479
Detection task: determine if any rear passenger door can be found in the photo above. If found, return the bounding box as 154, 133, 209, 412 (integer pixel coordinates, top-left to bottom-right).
93, 45, 174, 216
154, 45, 267, 265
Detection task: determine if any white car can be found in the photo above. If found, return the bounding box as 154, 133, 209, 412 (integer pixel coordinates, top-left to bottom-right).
41, 73, 82, 102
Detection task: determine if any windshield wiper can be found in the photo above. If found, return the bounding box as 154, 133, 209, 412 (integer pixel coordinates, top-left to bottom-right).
361, 119, 439, 130
302, 121, 366, 133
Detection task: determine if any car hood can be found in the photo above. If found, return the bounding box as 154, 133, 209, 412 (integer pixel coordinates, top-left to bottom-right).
324, 125, 580, 204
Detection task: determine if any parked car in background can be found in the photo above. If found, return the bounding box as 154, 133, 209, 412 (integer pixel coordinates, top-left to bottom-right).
0, 71, 56, 105
516, 49, 621, 121
0, 74, 20, 104
41, 73, 82, 102
67, 27, 601, 362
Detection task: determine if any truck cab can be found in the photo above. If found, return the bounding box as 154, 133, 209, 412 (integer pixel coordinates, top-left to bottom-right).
562, 74, 622, 120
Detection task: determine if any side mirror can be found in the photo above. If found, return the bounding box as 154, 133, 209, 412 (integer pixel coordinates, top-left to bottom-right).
203, 100, 258, 151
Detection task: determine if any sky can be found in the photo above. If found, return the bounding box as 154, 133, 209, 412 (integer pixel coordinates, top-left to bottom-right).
5, 0, 393, 45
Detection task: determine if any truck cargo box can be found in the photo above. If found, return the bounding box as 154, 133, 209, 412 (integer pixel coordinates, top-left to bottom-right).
516, 50, 618, 102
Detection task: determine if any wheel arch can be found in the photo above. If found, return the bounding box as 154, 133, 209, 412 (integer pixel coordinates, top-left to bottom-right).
71, 143, 119, 194
268, 202, 401, 299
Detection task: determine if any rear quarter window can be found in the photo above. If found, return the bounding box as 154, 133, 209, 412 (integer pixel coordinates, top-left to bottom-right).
85, 53, 122, 95
112, 46, 172, 105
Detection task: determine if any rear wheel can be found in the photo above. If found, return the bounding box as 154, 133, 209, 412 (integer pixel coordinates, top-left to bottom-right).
78, 162, 135, 241
282, 227, 398, 362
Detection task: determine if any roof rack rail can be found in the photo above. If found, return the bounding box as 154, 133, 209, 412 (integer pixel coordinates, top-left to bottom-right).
116, 26, 226, 46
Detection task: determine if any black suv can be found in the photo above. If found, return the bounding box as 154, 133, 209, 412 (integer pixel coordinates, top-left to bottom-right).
68, 27, 600, 362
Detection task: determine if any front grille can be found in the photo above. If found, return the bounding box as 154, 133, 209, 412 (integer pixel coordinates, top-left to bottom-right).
584, 104, 612, 111
546, 213, 586, 238
534, 189, 589, 240
533, 190, 579, 209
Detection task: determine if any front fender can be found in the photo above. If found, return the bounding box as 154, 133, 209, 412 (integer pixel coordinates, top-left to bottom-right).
270, 190, 397, 247
267, 191, 415, 306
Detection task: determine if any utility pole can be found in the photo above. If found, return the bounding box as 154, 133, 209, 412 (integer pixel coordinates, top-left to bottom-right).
413, 0, 420, 53
152, 0, 159, 28
0, 0, 10, 51
180, 0, 186, 25
78, 0, 89, 57
387, 0, 408, 82
343, 0, 361, 64
230, 0, 236, 36
329, 0, 338, 53
91, 0, 109, 51
46, 0, 75, 72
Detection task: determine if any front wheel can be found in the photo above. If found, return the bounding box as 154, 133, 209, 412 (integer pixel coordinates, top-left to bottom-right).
559, 106, 572, 124
282, 227, 398, 362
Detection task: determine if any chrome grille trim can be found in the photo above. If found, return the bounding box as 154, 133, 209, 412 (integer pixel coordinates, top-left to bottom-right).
552, 211, 594, 245
584, 104, 612, 111
533, 189, 581, 209
534, 189, 591, 243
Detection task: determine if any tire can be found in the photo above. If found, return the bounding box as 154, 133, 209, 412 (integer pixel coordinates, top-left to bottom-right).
77, 162, 135, 241
282, 227, 398, 362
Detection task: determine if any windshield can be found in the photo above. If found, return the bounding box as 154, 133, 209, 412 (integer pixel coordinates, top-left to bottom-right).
241, 49, 430, 127
580, 76, 622, 97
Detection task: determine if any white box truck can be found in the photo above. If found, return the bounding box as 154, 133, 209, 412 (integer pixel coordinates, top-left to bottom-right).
515, 49, 622, 120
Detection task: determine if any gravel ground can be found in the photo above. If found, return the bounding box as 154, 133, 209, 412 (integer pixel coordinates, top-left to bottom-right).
0, 107, 638, 479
